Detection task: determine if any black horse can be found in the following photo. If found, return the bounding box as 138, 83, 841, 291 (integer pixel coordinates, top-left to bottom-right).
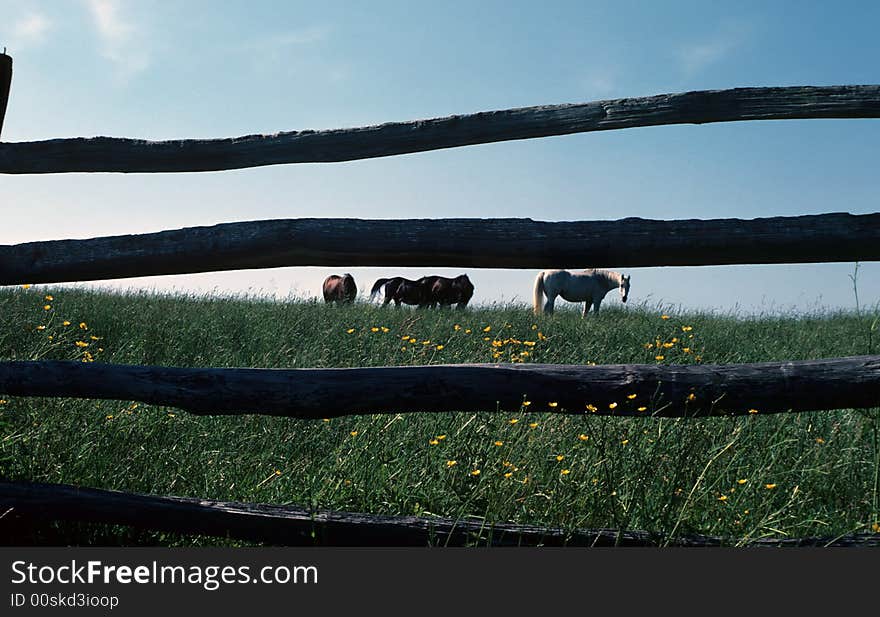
369, 277, 432, 307
370, 274, 474, 309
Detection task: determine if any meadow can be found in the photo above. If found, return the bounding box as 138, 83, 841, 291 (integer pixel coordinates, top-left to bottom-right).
1, 285, 879, 546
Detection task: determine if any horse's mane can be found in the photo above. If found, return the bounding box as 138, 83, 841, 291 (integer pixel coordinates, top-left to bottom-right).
580, 269, 622, 286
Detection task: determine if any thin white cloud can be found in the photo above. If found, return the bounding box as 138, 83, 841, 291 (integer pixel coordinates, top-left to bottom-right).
581, 69, 620, 99
4, 11, 52, 51
242, 25, 332, 60
84, 0, 149, 79
676, 21, 754, 77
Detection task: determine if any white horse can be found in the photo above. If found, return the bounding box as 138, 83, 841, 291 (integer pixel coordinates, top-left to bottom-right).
533, 269, 630, 317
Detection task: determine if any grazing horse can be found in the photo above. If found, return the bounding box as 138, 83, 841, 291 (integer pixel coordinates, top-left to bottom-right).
322, 273, 357, 304
533, 269, 630, 317
423, 274, 475, 309
369, 276, 432, 307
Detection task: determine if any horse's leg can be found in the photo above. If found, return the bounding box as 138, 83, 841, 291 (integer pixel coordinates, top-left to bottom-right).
544, 293, 556, 314
592, 297, 603, 314
582, 301, 591, 318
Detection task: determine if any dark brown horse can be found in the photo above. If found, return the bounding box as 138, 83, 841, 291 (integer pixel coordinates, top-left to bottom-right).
369, 276, 432, 307
323, 273, 357, 303
423, 274, 475, 309
370, 274, 474, 309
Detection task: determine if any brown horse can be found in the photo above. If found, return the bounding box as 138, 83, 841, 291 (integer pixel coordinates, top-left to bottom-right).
423, 274, 474, 309
323, 273, 357, 303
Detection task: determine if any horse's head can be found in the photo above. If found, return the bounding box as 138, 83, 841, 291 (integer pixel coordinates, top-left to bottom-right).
619, 274, 631, 303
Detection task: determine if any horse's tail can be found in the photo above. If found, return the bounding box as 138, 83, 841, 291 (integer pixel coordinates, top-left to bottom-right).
369, 278, 390, 301
533, 271, 545, 314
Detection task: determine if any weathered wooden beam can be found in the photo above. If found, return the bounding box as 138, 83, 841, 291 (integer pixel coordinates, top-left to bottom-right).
3, 481, 877, 547
0, 85, 878, 173
1, 357, 878, 418
2, 213, 879, 285
0, 51, 11, 139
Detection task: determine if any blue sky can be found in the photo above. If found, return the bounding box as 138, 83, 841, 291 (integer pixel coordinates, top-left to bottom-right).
1, 1, 878, 314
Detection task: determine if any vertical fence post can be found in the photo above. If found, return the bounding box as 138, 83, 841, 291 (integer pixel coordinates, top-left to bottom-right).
0, 49, 12, 139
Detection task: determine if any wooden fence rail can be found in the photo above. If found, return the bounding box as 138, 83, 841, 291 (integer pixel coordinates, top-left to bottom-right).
2, 357, 879, 418
0, 52, 11, 138
1, 85, 879, 174
3, 481, 878, 547
3, 212, 880, 285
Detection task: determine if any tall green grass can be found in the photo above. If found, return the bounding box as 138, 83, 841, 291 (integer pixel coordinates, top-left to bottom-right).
1, 285, 879, 545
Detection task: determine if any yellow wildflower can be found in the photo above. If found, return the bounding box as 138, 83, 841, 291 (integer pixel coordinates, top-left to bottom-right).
503, 472, 513, 478
682, 326, 693, 332
528, 422, 539, 428
471, 469, 481, 476
765, 483, 777, 490
718, 495, 728, 502
494, 440, 503, 447
75, 341, 89, 348
548, 401, 558, 408
483, 326, 491, 332
446, 460, 457, 467
429, 439, 439, 446
655, 355, 665, 361
522, 401, 531, 407
509, 418, 519, 424
661, 314, 670, 320
436, 345, 444, 350
621, 439, 629, 445
748, 409, 759, 415
43, 305, 51, 310
62, 321, 71, 326
436, 434, 446, 440
79, 322, 88, 330
627, 394, 637, 400
578, 434, 589, 441
637, 406, 647, 412
349, 431, 358, 437
586, 404, 598, 413
737, 479, 748, 485
371, 327, 379, 332
555, 455, 564, 462
560, 469, 571, 475
608, 402, 618, 409
687, 393, 696, 402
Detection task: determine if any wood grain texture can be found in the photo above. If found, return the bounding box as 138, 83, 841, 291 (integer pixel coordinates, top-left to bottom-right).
1, 85, 878, 173
2, 356, 879, 418
2, 212, 879, 285
3, 481, 877, 547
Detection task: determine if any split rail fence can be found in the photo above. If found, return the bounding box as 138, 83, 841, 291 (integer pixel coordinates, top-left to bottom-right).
1, 52, 879, 545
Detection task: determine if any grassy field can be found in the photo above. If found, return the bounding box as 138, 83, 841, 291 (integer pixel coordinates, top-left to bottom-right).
1, 285, 879, 546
